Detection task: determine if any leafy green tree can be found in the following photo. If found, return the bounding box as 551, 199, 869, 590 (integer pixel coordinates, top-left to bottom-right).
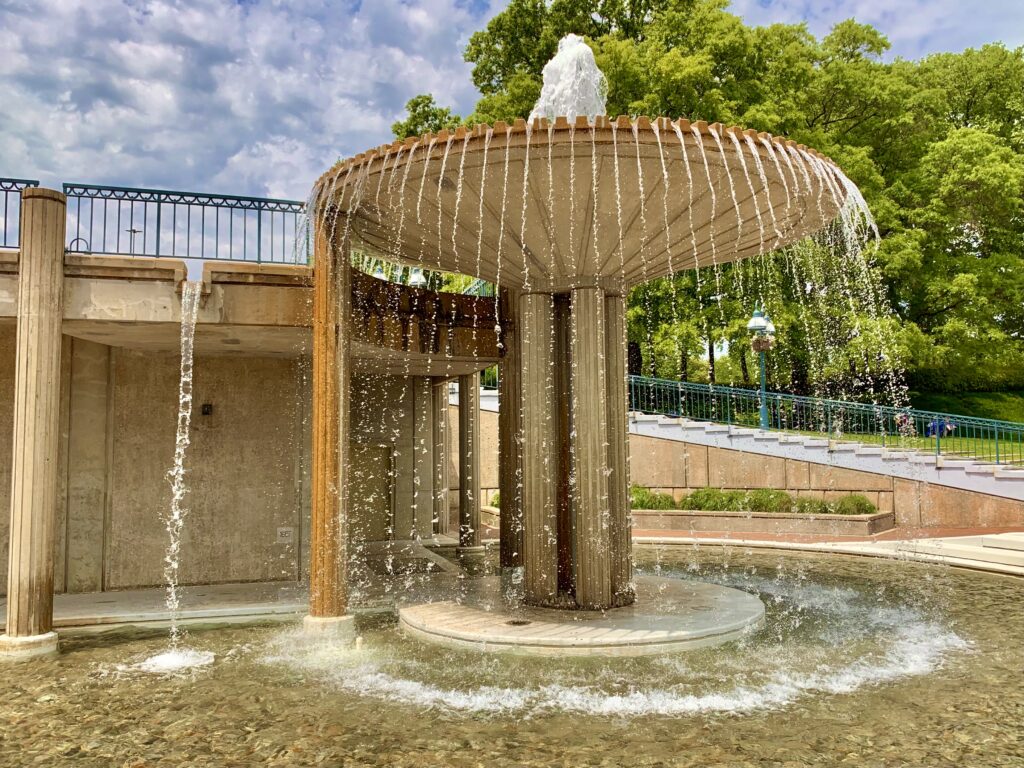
402, 1, 1024, 397
391, 94, 462, 140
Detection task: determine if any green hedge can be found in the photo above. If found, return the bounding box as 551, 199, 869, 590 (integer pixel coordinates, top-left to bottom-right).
631, 485, 877, 516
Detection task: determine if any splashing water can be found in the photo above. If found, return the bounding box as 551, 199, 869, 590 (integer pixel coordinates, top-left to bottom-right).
530, 34, 607, 123
137, 280, 214, 673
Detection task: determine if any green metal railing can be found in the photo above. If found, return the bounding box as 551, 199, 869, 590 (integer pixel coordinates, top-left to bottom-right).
0, 178, 40, 248
627, 376, 1024, 465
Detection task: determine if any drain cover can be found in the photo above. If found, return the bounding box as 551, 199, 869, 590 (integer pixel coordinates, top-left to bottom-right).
506, 619, 532, 626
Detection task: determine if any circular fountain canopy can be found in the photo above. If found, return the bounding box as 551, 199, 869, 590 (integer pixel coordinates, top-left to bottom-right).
316, 116, 848, 292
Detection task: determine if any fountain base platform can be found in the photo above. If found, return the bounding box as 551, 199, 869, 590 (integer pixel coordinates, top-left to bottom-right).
0, 631, 59, 660
398, 576, 764, 657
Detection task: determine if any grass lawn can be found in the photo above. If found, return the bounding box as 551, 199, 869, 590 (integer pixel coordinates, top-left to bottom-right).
910, 390, 1024, 423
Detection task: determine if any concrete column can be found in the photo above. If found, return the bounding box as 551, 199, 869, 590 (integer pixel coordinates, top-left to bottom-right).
605, 292, 633, 605
431, 378, 449, 536
457, 372, 481, 549
412, 377, 435, 540
520, 292, 559, 605
569, 287, 612, 609
306, 211, 353, 640
497, 287, 523, 569
0, 188, 66, 658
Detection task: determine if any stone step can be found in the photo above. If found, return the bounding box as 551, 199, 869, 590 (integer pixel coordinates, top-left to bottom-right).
900, 539, 1024, 568
704, 424, 731, 434
801, 438, 829, 449
981, 533, 1024, 552
855, 446, 885, 456
964, 464, 998, 476
829, 442, 861, 453
679, 422, 710, 431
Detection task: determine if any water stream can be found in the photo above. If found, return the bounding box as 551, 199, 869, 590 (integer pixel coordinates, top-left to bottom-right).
136, 280, 214, 674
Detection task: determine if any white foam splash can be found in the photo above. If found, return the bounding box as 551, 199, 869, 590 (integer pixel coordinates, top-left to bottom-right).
530, 34, 607, 123
134, 648, 215, 674
265, 573, 970, 717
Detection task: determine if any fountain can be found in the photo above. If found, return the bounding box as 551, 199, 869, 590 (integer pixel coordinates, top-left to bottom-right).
306, 35, 858, 653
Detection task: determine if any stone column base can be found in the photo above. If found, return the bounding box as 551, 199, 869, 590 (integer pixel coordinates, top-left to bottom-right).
0, 631, 59, 660
302, 615, 355, 642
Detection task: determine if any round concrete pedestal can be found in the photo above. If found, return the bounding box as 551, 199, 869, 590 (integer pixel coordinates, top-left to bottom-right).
303, 615, 356, 642
398, 576, 764, 657
0, 631, 59, 660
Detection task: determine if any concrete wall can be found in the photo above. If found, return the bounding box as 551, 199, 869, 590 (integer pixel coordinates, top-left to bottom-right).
0, 324, 14, 588
456, 403, 1024, 531
0, 329, 433, 594
447, 403, 499, 511
631, 438, 1024, 528
351, 373, 437, 540
105, 349, 307, 589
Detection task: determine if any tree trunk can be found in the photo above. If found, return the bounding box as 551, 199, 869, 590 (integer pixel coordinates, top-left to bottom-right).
740, 346, 750, 386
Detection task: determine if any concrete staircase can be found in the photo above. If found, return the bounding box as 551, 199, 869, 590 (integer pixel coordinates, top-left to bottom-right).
627, 413, 1024, 502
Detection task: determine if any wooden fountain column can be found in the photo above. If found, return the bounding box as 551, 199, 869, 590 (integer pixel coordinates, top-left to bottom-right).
604, 291, 633, 603
519, 286, 634, 610
520, 291, 560, 605
569, 287, 612, 609
0, 188, 66, 659
498, 287, 523, 569
457, 372, 482, 550
307, 210, 355, 639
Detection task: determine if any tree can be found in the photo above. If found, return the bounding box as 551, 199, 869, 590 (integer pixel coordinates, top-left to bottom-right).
391, 95, 462, 140
455, 1, 1024, 395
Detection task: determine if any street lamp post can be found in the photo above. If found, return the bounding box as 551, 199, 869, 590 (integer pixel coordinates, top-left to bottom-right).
747, 307, 776, 430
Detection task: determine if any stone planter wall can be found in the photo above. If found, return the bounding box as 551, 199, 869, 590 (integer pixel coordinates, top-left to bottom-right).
631, 509, 896, 537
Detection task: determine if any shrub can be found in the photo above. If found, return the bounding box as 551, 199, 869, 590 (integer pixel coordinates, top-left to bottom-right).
630, 485, 677, 510
743, 489, 793, 513
792, 497, 830, 516
830, 494, 877, 516
489, 491, 500, 508
681, 487, 746, 511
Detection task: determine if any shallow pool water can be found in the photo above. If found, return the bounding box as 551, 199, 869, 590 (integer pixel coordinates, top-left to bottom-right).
2, 546, 1022, 767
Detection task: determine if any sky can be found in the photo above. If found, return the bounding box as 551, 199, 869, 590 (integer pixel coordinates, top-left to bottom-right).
1, 0, 1021, 201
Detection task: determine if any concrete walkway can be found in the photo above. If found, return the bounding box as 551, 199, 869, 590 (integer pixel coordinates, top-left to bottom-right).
0, 581, 307, 634
3, 531, 1020, 634
636, 529, 1024, 577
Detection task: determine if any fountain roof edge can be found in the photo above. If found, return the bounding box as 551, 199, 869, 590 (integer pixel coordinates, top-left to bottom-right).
313, 115, 841, 200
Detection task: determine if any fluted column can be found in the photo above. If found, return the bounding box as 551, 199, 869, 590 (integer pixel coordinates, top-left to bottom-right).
431, 378, 450, 536
569, 287, 612, 609
0, 188, 66, 658
306, 211, 354, 639
520, 292, 559, 605
498, 287, 523, 569
457, 372, 481, 549
605, 292, 633, 605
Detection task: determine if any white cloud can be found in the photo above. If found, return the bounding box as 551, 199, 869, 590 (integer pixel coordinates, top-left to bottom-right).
729, 0, 1024, 59
0, 0, 499, 199
0, 1, 1018, 200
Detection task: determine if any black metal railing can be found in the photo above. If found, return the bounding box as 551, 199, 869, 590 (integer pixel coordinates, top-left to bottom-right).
62, 184, 309, 263
0, 178, 40, 248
